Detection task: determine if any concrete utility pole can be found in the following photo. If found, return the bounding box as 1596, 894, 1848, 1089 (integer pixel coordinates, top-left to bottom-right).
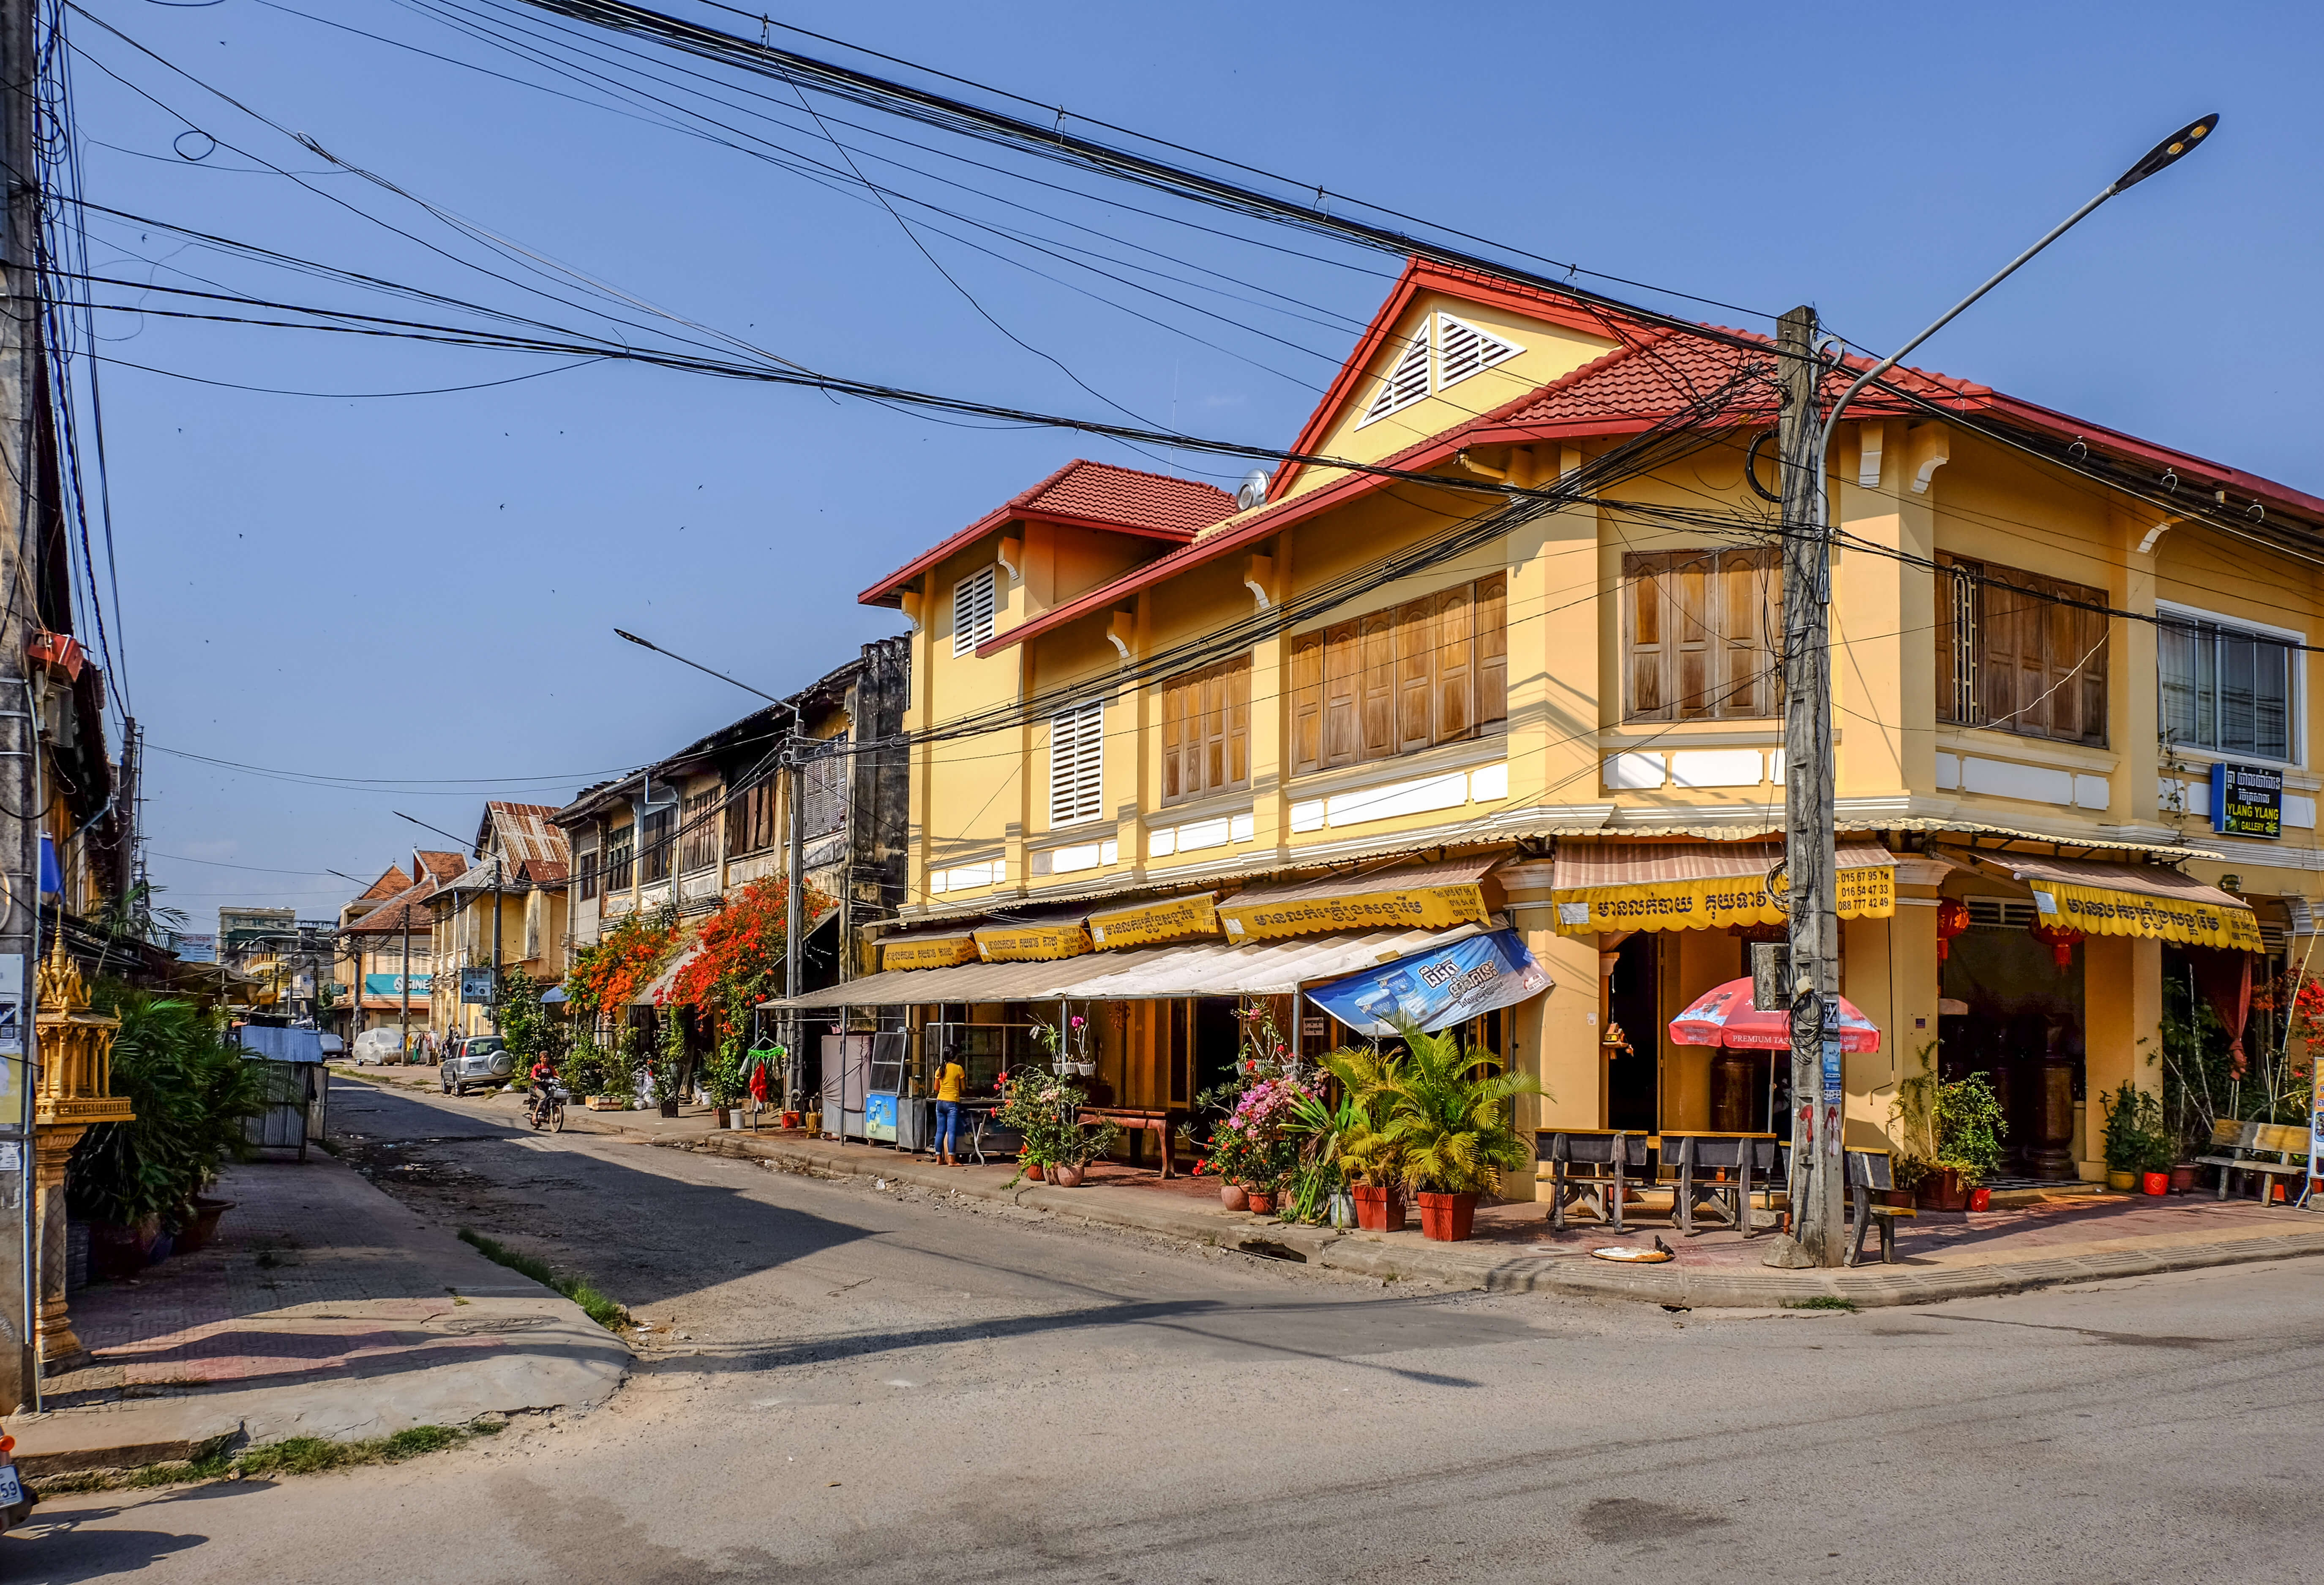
783, 733, 804, 1107
0, 0, 35, 1412
489, 858, 502, 1034
399, 907, 411, 1057
1773, 305, 1843, 1269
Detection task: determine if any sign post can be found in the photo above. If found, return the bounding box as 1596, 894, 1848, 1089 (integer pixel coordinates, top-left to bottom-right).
2211, 762, 2284, 840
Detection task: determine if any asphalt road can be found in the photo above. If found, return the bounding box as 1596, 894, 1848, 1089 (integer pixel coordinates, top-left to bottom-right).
16, 1076, 2324, 1583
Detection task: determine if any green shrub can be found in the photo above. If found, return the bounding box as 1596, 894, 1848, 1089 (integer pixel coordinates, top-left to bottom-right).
69, 992, 269, 1228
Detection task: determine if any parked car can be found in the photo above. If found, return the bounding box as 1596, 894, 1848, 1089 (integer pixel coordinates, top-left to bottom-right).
441, 1035, 514, 1095
351, 1028, 406, 1066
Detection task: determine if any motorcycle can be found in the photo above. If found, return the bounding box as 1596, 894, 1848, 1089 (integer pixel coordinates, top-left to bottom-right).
0, 1433, 34, 1533
526, 1082, 568, 1133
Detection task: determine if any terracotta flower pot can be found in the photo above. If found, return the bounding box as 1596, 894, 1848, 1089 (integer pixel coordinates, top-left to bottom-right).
1245, 1190, 1277, 1216
1916, 1168, 1970, 1211
1967, 1187, 1992, 1212
89, 1217, 160, 1282
1219, 1182, 1249, 1212
1052, 1163, 1086, 1188
2141, 1171, 2169, 1197
1350, 1183, 1407, 1232
1417, 1191, 1479, 1242
713, 1107, 731, 1130
658, 1101, 681, 1119
173, 1197, 234, 1255
2169, 1163, 2201, 1194
1025, 1162, 1045, 1182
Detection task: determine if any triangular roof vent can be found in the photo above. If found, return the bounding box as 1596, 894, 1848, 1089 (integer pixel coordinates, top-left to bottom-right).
1356, 325, 1431, 428
1435, 312, 1522, 389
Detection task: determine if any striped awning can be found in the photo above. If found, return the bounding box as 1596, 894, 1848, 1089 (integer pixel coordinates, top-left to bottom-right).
1551, 840, 1896, 934
1978, 855, 2262, 951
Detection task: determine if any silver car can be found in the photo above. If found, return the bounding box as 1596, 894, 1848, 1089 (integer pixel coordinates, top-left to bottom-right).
441, 1035, 514, 1095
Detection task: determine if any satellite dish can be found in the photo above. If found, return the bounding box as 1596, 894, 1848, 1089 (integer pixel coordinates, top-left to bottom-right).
1235, 468, 1270, 511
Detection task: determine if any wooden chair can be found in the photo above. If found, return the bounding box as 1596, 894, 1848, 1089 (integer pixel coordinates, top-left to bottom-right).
1537, 1130, 1656, 1232
1661, 1132, 1782, 1238
1844, 1147, 1915, 1266
2195, 1119, 2313, 1204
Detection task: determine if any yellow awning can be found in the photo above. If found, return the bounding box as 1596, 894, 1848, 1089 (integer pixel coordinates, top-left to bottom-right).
1217, 858, 1496, 943
1552, 840, 1896, 934
1087, 892, 1217, 950
1987, 856, 2262, 952
972, 912, 1093, 962
878, 933, 979, 972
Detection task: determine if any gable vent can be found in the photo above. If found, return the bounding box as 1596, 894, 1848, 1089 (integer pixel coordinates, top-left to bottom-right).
1436, 312, 1523, 389
952, 566, 997, 657
1964, 896, 2039, 930
1356, 327, 1431, 428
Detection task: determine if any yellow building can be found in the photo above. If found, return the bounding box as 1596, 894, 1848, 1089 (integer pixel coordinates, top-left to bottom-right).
809, 260, 2311, 1188
429, 803, 571, 1039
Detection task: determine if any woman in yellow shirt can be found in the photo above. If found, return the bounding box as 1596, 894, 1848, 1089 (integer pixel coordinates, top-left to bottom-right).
933, 1057, 967, 1166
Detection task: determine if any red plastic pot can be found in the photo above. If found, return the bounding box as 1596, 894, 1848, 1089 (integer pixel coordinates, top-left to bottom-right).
2142, 1171, 2169, 1198
1350, 1183, 1407, 1232
1417, 1191, 1479, 1242
1967, 1186, 1992, 1212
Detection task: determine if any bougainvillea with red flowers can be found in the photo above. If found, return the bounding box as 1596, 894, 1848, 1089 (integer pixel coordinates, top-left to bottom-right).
564, 909, 680, 1022
657, 875, 836, 1046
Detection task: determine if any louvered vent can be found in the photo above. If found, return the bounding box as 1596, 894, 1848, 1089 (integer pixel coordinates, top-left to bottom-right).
1049, 700, 1105, 826
1965, 896, 2040, 929
952, 566, 996, 657
1356, 327, 1431, 427
1435, 312, 1522, 389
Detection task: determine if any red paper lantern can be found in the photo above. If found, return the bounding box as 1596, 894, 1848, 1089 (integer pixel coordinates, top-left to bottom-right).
2028, 919, 2084, 970
1934, 898, 1971, 961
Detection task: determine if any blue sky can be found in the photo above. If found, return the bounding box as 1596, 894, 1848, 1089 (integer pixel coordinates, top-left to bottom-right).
73, 0, 2317, 925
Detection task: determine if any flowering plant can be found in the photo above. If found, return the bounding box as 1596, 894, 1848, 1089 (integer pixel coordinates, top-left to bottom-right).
1029, 1009, 1093, 1068
658, 875, 836, 1046
994, 1071, 1118, 1182
565, 908, 680, 1021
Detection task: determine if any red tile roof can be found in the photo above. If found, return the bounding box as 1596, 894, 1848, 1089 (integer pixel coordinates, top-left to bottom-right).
357, 866, 411, 902
982, 272, 2324, 658
342, 887, 435, 936
414, 850, 467, 884
858, 460, 1236, 607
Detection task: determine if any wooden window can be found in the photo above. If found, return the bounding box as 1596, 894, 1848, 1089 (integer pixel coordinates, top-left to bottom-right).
724, 775, 777, 857
1622, 549, 1780, 722
679, 791, 719, 874
639, 808, 675, 883
1936, 554, 2109, 747
605, 828, 634, 892
1049, 700, 1104, 826
952, 566, 996, 656
801, 734, 850, 836
576, 850, 599, 901
1160, 654, 1252, 805
1291, 572, 1510, 775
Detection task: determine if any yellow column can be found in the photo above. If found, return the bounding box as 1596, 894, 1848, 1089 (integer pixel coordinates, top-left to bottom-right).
2081, 934, 2162, 1179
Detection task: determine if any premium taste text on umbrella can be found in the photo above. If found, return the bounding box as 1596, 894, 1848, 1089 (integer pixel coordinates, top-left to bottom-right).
1669, 978, 1881, 1052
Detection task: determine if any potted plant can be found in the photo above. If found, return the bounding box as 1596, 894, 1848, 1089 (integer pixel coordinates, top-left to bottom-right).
1285, 1049, 1395, 1226
1894, 1071, 2004, 1209
995, 1071, 1112, 1187
1181, 1019, 1312, 1211
2139, 1114, 2177, 1196
703, 1039, 747, 1129
2098, 1081, 2160, 1193
1379, 1024, 1540, 1242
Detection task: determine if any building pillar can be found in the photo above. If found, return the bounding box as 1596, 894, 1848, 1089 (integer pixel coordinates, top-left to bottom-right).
30, 1122, 85, 1367
31, 940, 128, 1373
2082, 933, 2162, 1179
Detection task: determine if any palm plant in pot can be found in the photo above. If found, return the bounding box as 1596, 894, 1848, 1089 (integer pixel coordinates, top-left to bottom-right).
1300, 1047, 1408, 1231
1380, 1025, 1539, 1242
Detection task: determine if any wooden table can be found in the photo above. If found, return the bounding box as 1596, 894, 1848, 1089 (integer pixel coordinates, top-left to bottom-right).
1658, 1131, 1782, 1238
1079, 1106, 1184, 1178
1536, 1129, 1656, 1232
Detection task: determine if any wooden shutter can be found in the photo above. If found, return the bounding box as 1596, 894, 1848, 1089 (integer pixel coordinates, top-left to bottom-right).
1226, 655, 1251, 787
1361, 610, 1397, 759
1394, 598, 1433, 752
1625, 554, 1666, 721
1160, 676, 1186, 802
1201, 667, 1228, 792
2077, 602, 2109, 747
1672, 552, 1714, 719
1718, 550, 1768, 717
1934, 556, 1964, 724
1323, 620, 1360, 766
2046, 589, 2082, 741
1291, 633, 1323, 773
1435, 584, 1474, 743
1476, 574, 1507, 727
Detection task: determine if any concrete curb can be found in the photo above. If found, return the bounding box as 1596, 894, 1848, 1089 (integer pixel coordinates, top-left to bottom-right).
657, 1127, 2324, 1310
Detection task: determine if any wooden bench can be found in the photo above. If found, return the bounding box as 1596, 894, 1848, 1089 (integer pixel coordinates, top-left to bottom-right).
1844, 1147, 1916, 1267
2195, 1120, 2313, 1204
1080, 1106, 1183, 1178
1537, 1129, 1656, 1232
1661, 1132, 1783, 1239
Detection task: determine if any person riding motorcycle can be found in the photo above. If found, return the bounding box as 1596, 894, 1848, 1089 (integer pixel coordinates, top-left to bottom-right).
526, 1056, 560, 1126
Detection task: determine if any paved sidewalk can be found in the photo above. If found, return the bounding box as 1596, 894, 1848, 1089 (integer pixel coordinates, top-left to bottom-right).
350, 1064, 2324, 1308
5, 1147, 630, 1476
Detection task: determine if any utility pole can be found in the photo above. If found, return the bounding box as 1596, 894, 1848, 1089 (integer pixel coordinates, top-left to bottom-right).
399, 906, 411, 1059
783, 734, 804, 1109
0, 0, 33, 1413
1772, 305, 1843, 1268
489, 858, 502, 1034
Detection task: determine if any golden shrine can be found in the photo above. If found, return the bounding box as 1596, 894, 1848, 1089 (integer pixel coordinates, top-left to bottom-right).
33, 938, 130, 1367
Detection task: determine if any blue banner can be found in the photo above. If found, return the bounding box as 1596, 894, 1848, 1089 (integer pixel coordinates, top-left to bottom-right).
363, 973, 432, 997
1307, 928, 1552, 1037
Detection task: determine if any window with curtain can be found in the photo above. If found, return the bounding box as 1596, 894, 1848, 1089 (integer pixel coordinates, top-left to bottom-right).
1288, 572, 1506, 775
1936, 554, 2109, 747
1621, 548, 1780, 722
1160, 654, 1251, 804
2158, 607, 2294, 762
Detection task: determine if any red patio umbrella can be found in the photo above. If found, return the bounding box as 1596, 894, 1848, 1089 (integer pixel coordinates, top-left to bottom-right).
1669, 977, 1881, 1053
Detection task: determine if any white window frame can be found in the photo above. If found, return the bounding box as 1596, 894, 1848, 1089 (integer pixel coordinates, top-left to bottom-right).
1356, 325, 1432, 428
1434, 311, 1522, 389
2157, 598, 2305, 768
952, 566, 998, 657
1048, 700, 1105, 828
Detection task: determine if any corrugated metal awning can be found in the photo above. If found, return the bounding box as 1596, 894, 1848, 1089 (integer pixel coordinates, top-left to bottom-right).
762, 919, 1498, 1008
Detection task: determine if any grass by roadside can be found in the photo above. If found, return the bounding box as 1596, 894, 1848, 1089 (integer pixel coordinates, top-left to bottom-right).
1783, 1295, 1859, 1312
457, 1227, 629, 1330
33, 1421, 504, 1495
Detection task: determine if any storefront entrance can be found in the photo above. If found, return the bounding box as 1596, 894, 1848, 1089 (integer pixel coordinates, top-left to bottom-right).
1607, 933, 1658, 1131
1939, 911, 2086, 1179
